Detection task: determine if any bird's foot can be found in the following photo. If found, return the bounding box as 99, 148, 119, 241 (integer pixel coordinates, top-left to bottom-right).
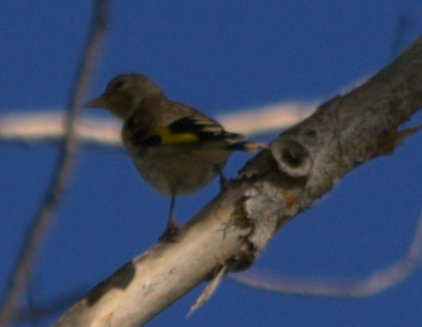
219, 173, 231, 192
159, 224, 181, 242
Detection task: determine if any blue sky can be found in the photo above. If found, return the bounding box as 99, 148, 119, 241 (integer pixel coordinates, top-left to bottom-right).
1, 1, 422, 326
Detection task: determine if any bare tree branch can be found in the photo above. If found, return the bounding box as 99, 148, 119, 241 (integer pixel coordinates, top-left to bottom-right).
0, 113, 122, 147
0, 2, 109, 326
0, 102, 316, 148
52, 35, 422, 327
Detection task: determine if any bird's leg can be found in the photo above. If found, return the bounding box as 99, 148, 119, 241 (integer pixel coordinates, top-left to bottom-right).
218, 170, 230, 192
159, 193, 181, 241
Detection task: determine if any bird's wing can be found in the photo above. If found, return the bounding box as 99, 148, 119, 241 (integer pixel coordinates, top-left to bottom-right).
128, 100, 244, 146
166, 115, 242, 142
153, 100, 245, 145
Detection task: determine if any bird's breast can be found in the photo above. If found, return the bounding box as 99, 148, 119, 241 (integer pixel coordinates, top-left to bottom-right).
122, 136, 232, 196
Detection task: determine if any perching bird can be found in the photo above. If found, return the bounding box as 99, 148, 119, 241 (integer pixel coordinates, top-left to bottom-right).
84, 73, 265, 239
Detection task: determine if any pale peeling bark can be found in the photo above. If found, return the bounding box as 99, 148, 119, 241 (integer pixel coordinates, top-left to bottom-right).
53, 35, 422, 327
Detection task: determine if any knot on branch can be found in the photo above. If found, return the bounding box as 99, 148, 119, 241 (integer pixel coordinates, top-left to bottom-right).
270, 138, 312, 178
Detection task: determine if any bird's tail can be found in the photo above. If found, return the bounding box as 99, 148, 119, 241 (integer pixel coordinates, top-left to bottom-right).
230, 141, 268, 153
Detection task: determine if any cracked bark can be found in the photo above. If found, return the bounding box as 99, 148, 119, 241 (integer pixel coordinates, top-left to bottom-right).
53, 35, 422, 327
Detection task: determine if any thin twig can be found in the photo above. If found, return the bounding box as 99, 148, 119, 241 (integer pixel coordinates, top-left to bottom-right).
229, 206, 422, 297
16, 287, 89, 323
390, 13, 417, 58
0, 1, 108, 326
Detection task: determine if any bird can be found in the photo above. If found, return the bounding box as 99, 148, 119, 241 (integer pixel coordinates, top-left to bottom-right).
84, 73, 265, 240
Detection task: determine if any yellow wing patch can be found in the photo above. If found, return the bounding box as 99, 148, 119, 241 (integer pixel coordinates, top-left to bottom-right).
153, 127, 199, 145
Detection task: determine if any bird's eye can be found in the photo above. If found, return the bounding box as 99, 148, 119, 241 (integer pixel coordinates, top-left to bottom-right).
113, 80, 125, 89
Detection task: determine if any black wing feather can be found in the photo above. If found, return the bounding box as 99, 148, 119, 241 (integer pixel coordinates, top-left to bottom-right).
168, 116, 242, 141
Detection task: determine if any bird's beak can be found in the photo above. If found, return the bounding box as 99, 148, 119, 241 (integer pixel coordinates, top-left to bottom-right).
82, 94, 109, 109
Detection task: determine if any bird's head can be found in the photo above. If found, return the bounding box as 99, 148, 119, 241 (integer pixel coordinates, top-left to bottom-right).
83, 73, 163, 120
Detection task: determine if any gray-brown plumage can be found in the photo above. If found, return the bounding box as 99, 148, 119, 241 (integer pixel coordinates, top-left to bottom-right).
84, 73, 265, 239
